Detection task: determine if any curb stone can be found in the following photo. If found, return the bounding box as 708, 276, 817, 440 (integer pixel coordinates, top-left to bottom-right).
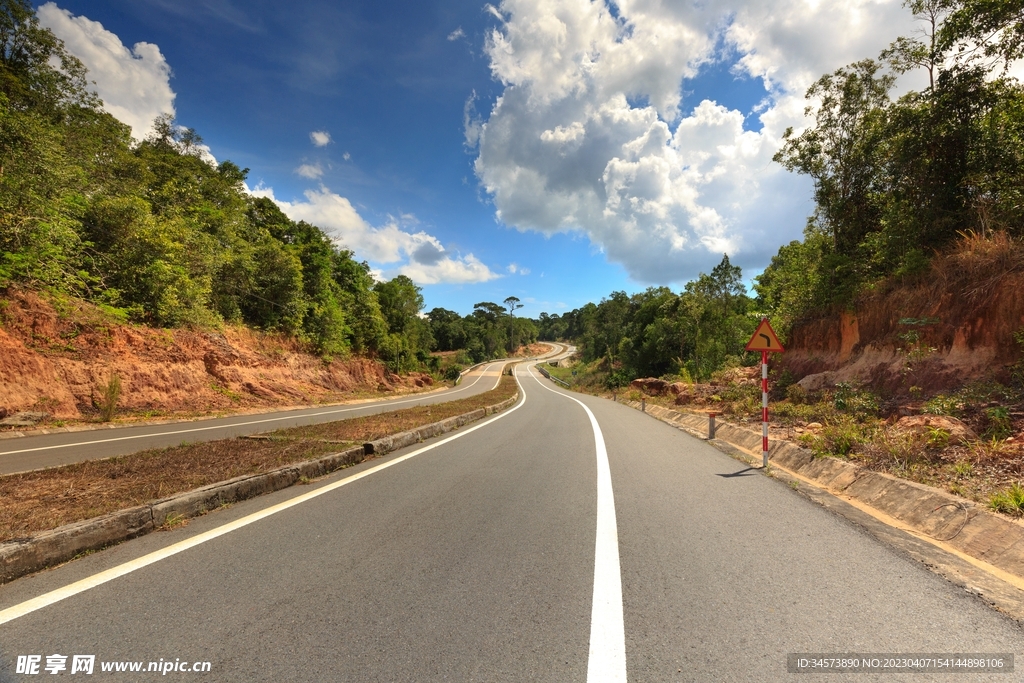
627, 401, 1024, 582
0, 393, 518, 584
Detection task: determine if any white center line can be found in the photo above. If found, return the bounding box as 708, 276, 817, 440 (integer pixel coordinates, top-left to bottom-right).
0, 369, 525, 626
527, 366, 626, 682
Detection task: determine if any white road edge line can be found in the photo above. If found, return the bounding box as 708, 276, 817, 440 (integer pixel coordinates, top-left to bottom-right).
0, 367, 525, 626
526, 365, 626, 683
0, 362, 507, 457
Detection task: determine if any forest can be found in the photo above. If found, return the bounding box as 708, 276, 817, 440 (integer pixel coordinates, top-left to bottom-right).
0, 0, 535, 375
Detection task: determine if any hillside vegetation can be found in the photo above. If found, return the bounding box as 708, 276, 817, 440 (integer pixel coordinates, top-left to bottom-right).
0, 0, 536, 380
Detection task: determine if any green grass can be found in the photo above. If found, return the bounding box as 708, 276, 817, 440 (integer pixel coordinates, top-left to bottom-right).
989, 483, 1024, 516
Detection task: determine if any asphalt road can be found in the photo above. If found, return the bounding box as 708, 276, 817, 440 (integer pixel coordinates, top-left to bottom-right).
0, 362, 1020, 681
0, 343, 568, 475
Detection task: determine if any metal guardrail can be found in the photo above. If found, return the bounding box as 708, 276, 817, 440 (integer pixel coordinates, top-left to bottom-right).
538, 366, 571, 388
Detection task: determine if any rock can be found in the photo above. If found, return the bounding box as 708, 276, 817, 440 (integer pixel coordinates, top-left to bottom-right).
806, 422, 823, 429
0, 407, 6, 419
895, 415, 977, 443
715, 366, 759, 386
796, 372, 837, 392
629, 378, 670, 396
0, 411, 50, 427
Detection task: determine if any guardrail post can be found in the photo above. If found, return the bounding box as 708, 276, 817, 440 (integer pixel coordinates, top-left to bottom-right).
707, 411, 718, 439
641, 398, 646, 413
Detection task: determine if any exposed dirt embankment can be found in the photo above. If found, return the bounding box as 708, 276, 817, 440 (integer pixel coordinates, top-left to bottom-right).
780, 234, 1024, 395
0, 290, 432, 420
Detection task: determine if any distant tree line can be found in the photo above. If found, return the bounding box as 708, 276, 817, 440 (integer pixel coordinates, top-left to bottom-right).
534, 255, 758, 385
428, 296, 538, 364
0, 0, 535, 374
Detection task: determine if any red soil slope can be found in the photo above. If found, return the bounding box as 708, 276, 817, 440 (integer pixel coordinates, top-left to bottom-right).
0, 290, 431, 420
779, 234, 1024, 395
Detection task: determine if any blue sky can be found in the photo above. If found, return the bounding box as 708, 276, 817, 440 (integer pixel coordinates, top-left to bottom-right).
36, 0, 924, 318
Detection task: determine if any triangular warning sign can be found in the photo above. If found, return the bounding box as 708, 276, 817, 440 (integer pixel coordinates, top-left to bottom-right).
745, 318, 785, 353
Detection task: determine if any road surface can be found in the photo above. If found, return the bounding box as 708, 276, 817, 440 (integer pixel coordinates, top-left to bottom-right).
0, 361, 1019, 681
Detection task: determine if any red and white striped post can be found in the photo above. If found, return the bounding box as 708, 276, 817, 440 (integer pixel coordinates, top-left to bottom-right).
745, 318, 785, 470
761, 350, 769, 468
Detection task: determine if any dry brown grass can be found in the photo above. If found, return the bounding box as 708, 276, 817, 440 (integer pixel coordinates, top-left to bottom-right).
0, 374, 519, 542
0, 440, 343, 542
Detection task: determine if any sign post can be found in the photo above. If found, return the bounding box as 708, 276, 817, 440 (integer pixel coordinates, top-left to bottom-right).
744, 318, 785, 468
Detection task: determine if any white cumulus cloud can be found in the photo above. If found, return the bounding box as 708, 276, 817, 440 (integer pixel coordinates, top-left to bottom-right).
295, 163, 323, 179
37, 2, 175, 140
473, 0, 923, 283
310, 130, 332, 147
251, 185, 500, 285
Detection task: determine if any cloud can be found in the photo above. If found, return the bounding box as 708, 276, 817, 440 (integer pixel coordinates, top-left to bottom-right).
295, 163, 323, 179
251, 185, 500, 285
473, 0, 922, 283
343, 151, 351, 160
37, 3, 175, 139
507, 263, 530, 275
463, 91, 483, 148
310, 130, 332, 147
447, 27, 466, 41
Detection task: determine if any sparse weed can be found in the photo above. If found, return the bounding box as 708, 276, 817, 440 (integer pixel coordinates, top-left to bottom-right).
876, 427, 925, 474
925, 426, 950, 449
989, 483, 1024, 516
160, 513, 189, 530
982, 406, 1012, 440
952, 460, 974, 478
98, 373, 122, 422
923, 393, 964, 416
831, 382, 880, 420
804, 417, 869, 459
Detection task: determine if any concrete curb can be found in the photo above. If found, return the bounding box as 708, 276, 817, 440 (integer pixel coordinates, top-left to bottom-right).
627, 401, 1024, 583
0, 393, 519, 584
